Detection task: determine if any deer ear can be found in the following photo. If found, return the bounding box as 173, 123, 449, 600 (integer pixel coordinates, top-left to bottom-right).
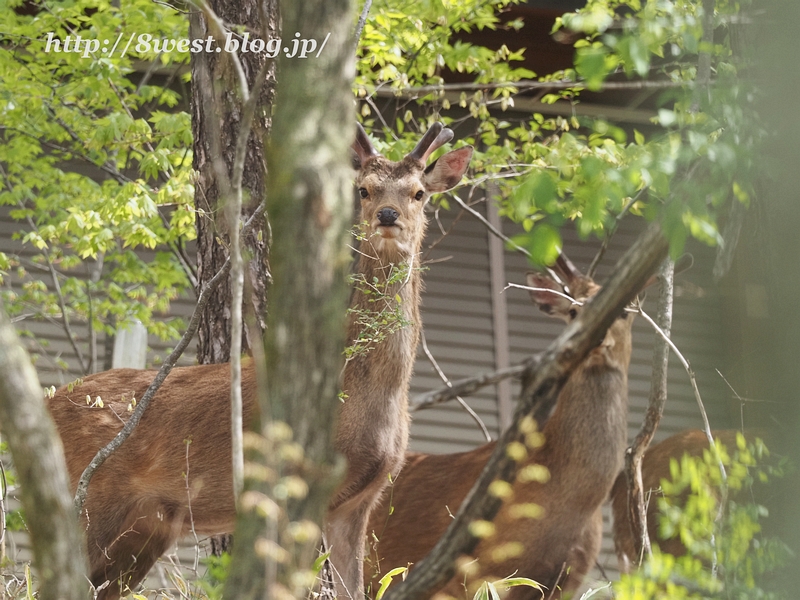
422, 146, 473, 193
526, 272, 572, 315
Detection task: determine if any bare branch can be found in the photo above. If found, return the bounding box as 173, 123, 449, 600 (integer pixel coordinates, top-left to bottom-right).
73, 204, 265, 513
623, 257, 674, 565
17, 207, 89, 375
445, 192, 531, 259
354, 0, 373, 47
419, 331, 492, 441
635, 305, 726, 486
357, 77, 702, 99
410, 362, 531, 411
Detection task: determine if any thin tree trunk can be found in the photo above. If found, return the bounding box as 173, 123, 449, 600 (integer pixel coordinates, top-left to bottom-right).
222, 0, 355, 596
623, 257, 674, 564
0, 300, 87, 599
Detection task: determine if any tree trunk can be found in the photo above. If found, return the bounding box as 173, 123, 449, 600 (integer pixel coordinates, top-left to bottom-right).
191, 0, 276, 363
0, 300, 87, 600
223, 0, 355, 596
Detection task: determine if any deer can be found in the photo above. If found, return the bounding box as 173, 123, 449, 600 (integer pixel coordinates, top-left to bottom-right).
610, 429, 760, 572
365, 257, 634, 599
46, 122, 473, 600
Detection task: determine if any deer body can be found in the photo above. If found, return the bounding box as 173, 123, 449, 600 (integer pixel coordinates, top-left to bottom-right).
367, 264, 633, 598
327, 124, 473, 597
610, 429, 744, 572
46, 124, 471, 599
48, 363, 259, 597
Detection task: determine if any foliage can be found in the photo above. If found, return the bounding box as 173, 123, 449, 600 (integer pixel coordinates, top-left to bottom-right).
0, 0, 194, 375
345, 225, 419, 361
615, 434, 791, 599
472, 576, 544, 600
355, 0, 760, 265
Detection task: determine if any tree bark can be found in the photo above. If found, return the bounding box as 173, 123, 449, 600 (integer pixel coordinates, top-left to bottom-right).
190, 0, 279, 555
222, 0, 355, 597
191, 0, 276, 363
0, 300, 87, 600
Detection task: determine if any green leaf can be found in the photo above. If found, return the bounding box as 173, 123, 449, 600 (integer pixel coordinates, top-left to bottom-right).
375, 566, 407, 600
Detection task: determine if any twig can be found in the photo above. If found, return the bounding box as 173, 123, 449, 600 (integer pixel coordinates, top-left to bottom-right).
356, 77, 700, 99
587, 188, 646, 279
73, 205, 265, 513
354, 0, 373, 48
410, 362, 531, 411
420, 332, 492, 441
0, 454, 7, 561
29, 216, 89, 375
445, 192, 531, 259
635, 306, 726, 485
503, 282, 583, 305
184, 440, 201, 573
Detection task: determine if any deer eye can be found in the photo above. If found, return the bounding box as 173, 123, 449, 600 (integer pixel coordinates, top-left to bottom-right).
414, 190, 424, 201
568, 308, 578, 320
359, 188, 369, 199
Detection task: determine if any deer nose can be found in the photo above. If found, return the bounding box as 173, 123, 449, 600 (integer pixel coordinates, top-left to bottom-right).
377, 208, 399, 226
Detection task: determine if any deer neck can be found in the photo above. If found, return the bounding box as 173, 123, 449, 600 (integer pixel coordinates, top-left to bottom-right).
534, 320, 633, 509
336, 243, 422, 460
346, 246, 422, 374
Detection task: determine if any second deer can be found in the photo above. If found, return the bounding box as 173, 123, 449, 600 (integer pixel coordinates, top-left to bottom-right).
366, 256, 634, 598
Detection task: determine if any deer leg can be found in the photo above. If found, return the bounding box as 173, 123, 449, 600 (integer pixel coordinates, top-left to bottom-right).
326, 496, 374, 599
86, 499, 182, 600
327, 456, 398, 600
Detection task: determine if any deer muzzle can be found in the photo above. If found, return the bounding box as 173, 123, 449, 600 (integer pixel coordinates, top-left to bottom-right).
377, 207, 400, 226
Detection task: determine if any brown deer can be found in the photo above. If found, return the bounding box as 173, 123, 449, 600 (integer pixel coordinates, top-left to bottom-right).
366, 257, 634, 599
610, 429, 754, 572
46, 123, 472, 599
327, 123, 472, 598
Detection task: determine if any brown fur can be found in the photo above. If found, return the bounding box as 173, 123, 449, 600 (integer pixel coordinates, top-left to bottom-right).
366, 269, 633, 599
327, 139, 473, 597
610, 429, 744, 572
47, 127, 472, 599
48, 363, 259, 598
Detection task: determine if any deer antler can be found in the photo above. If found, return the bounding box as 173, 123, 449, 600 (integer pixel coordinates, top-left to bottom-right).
554, 253, 580, 285
408, 122, 455, 163
353, 122, 380, 165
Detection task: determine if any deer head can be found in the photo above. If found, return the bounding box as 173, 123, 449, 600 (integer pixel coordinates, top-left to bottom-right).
527, 253, 633, 369
351, 123, 473, 262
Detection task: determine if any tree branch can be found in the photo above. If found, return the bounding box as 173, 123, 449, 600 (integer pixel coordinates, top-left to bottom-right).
73, 204, 265, 513
0, 301, 87, 599
410, 362, 531, 412
623, 257, 674, 564
385, 222, 669, 600
358, 77, 705, 99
